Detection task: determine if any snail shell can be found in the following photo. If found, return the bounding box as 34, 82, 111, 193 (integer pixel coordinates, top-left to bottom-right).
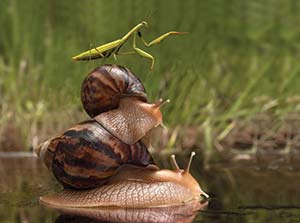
36, 120, 154, 189
81, 64, 147, 117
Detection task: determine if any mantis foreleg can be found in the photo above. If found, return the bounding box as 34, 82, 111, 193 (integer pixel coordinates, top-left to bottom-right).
138, 31, 187, 47
132, 32, 155, 70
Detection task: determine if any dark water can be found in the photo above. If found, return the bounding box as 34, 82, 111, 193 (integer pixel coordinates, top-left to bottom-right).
0, 153, 300, 223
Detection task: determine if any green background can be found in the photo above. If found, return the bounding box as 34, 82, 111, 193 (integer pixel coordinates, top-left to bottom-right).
1, 0, 300, 150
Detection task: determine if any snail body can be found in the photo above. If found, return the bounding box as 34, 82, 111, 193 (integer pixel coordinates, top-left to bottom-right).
54, 200, 206, 223
40, 153, 209, 208
37, 64, 208, 208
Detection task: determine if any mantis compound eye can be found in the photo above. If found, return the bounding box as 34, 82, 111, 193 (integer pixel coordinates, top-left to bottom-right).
141, 21, 148, 28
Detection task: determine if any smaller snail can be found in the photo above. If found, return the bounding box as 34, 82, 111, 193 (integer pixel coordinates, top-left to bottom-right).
81, 64, 166, 144
40, 152, 209, 208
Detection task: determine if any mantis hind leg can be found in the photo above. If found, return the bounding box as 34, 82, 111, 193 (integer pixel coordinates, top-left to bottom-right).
114, 51, 136, 62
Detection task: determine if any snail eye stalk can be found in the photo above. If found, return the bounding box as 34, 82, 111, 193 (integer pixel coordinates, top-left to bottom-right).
184, 152, 195, 173
171, 154, 180, 171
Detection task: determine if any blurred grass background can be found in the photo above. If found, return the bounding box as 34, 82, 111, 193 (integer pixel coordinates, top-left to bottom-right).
1, 0, 300, 153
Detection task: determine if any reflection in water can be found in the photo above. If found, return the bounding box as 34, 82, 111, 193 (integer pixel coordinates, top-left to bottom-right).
49, 201, 208, 223
1, 155, 300, 223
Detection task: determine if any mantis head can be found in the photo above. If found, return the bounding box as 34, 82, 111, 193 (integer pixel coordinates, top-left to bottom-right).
141, 21, 149, 28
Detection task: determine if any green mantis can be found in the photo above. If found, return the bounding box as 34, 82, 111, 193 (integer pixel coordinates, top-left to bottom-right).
72, 21, 187, 70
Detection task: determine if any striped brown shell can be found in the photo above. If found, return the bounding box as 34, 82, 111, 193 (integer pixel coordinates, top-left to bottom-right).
81, 64, 147, 117
36, 120, 154, 189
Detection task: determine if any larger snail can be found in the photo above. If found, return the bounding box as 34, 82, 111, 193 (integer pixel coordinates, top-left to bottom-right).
36, 64, 208, 208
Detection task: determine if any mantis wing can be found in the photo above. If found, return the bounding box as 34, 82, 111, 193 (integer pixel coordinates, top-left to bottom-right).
72, 40, 122, 61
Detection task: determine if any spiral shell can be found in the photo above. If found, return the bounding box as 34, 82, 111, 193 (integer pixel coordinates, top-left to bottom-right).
81, 64, 147, 117
36, 120, 154, 189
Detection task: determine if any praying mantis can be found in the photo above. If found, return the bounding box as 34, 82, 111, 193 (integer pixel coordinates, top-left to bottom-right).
72, 21, 187, 70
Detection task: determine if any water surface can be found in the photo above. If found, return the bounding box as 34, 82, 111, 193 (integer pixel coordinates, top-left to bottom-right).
0, 153, 299, 223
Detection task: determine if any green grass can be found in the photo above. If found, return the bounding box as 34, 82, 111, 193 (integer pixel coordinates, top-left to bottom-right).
1, 0, 300, 151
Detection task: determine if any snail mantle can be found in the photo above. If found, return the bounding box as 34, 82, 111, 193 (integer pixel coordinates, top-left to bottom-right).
36, 64, 208, 208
